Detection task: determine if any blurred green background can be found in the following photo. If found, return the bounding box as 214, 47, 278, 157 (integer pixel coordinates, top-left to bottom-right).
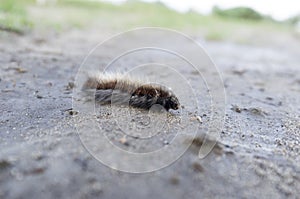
0, 0, 299, 43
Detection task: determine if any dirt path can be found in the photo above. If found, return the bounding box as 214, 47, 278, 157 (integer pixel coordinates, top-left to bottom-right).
0, 29, 299, 198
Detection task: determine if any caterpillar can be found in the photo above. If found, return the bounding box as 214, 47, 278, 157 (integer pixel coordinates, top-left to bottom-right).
82, 73, 180, 111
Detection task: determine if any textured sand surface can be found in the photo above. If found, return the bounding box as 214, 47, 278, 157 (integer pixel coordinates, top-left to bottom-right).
0, 29, 299, 198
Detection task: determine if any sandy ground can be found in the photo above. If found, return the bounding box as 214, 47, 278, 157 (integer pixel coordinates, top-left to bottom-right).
0, 28, 299, 199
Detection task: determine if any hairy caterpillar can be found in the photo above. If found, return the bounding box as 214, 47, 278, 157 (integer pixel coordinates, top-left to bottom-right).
82, 73, 180, 111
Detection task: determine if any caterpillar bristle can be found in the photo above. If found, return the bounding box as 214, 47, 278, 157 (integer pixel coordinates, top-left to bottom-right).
82, 72, 180, 111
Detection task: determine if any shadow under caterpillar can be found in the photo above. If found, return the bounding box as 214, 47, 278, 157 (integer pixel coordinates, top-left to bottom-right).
82, 73, 180, 111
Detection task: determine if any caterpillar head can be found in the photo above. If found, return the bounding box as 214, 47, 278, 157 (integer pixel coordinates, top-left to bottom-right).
156, 89, 180, 111
164, 94, 180, 110
131, 85, 180, 111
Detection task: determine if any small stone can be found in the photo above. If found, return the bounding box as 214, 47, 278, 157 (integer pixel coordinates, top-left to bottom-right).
266, 97, 273, 100
66, 82, 75, 90
68, 109, 78, 115
196, 116, 202, 123
15, 67, 27, 73
232, 105, 242, 113
170, 176, 179, 185
192, 162, 204, 172
0, 160, 11, 170
28, 167, 46, 175
119, 137, 129, 146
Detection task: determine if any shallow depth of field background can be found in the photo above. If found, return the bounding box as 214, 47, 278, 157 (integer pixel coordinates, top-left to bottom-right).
1, 0, 299, 46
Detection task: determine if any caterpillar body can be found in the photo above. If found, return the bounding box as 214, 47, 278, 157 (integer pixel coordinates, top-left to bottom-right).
82, 73, 180, 111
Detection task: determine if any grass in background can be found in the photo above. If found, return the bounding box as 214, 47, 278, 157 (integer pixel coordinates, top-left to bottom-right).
0, 0, 34, 34
0, 0, 297, 43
